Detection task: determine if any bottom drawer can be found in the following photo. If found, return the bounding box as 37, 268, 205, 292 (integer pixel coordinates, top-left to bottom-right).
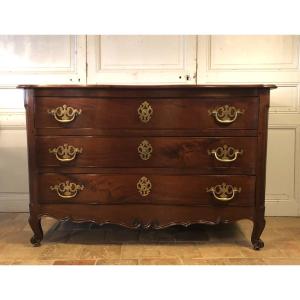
38, 174, 255, 206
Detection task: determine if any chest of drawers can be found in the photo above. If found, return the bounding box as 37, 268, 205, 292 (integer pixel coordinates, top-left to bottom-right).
23, 85, 274, 249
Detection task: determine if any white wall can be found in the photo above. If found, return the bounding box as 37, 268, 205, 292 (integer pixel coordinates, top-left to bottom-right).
0, 35, 299, 216
0, 89, 27, 211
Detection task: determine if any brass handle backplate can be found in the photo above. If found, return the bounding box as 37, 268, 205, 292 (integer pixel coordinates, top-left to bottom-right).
138, 140, 153, 160
48, 104, 82, 123
50, 180, 84, 199
137, 176, 152, 197
138, 101, 153, 123
49, 144, 83, 162
206, 182, 241, 202
208, 145, 243, 162
208, 105, 244, 124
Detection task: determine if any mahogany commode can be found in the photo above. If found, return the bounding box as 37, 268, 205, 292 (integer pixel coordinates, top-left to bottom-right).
23, 85, 275, 249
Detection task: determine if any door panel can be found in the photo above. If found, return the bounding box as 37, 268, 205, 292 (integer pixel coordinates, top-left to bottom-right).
87, 35, 197, 84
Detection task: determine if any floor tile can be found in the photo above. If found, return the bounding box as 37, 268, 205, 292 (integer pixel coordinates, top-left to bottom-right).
67, 230, 106, 244
120, 245, 162, 259
275, 241, 300, 258
158, 244, 203, 259
0, 260, 15, 265
265, 217, 300, 229
138, 257, 183, 265
0, 213, 300, 265
0, 231, 44, 260
96, 258, 138, 265
53, 259, 96, 265
225, 258, 266, 265
12, 260, 55, 265
197, 243, 245, 258
262, 258, 300, 265
181, 258, 228, 265
38, 243, 83, 261
78, 245, 122, 260
237, 241, 287, 258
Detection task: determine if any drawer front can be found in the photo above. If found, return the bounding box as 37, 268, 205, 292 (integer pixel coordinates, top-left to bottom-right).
38, 174, 255, 206
35, 97, 259, 130
37, 136, 257, 173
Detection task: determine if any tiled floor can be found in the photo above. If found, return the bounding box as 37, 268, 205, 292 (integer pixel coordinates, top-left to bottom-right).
0, 213, 299, 265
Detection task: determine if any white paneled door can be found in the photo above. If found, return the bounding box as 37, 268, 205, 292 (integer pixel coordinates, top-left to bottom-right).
197, 35, 300, 216
197, 35, 300, 83
87, 35, 197, 84
0, 35, 86, 86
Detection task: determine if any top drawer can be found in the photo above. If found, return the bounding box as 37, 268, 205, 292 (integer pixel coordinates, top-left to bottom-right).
35, 97, 259, 130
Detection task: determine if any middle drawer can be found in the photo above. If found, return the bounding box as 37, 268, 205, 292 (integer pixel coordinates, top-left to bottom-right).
36, 136, 257, 173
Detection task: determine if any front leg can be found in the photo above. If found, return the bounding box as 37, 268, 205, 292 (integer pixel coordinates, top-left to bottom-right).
251, 218, 265, 250
29, 214, 43, 247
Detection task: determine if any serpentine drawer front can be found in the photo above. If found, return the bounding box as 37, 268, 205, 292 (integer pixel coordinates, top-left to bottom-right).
23, 85, 275, 250
38, 173, 255, 206
36, 136, 257, 173
35, 97, 259, 130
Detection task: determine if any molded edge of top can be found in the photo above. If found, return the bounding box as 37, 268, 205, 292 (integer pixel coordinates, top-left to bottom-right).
18, 84, 277, 89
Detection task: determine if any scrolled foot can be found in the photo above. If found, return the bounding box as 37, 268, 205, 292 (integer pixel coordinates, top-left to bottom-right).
252, 239, 264, 251
30, 235, 42, 247
251, 216, 265, 251
29, 214, 43, 247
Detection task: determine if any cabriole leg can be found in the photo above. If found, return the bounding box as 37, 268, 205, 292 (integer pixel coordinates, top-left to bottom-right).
251, 218, 265, 250
29, 214, 43, 247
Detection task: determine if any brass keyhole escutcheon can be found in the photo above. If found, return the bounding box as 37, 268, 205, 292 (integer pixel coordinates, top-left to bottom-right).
138, 140, 153, 161
137, 101, 153, 123
137, 176, 152, 197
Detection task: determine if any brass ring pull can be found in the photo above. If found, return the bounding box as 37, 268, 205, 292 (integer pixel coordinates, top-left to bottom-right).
208, 105, 244, 124
138, 140, 153, 160
48, 104, 82, 123
50, 180, 84, 199
208, 145, 243, 162
138, 101, 153, 123
49, 144, 83, 162
137, 176, 152, 197
206, 182, 241, 202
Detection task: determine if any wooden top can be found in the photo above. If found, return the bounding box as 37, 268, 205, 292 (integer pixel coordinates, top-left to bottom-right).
18, 84, 277, 89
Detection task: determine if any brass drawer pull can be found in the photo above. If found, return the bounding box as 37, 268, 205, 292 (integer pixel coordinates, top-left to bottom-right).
208, 105, 244, 124
206, 182, 241, 202
50, 180, 84, 199
138, 140, 153, 160
49, 144, 83, 162
138, 101, 153, 123
48, 104, 82, 123
208, 145, 243, 162
137, 176, 152, 197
